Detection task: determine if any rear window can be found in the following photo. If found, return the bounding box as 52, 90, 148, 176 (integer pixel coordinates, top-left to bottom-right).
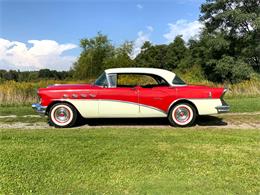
172, 75, 186, 85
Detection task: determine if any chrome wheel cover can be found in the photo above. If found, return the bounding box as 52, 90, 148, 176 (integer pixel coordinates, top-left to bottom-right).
174, 107, 190, 123
54, 107, 70, 123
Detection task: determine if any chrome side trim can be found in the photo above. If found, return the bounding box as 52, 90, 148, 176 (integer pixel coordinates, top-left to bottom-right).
32, 103, 47, 115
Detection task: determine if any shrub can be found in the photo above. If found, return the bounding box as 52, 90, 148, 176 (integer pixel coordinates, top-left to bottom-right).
214, 56, 253, 83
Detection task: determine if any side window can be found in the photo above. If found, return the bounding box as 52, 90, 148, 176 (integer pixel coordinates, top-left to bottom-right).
172, 75, 186, 85
108, 74, 117, 88
117, 74, 159, 87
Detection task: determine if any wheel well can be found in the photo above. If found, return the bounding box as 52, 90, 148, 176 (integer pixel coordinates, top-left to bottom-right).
168, 99, 198, 116
46, 101, 81, 117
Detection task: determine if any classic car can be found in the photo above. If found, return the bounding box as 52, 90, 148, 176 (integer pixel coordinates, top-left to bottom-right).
32, 68, 229, 128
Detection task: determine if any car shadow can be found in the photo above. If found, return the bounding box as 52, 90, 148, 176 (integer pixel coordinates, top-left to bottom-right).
75, 115, 227, 127
196, 115, 227, 126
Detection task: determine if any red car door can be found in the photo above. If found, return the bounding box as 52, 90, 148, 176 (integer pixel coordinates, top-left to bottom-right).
138, 86, 170, 116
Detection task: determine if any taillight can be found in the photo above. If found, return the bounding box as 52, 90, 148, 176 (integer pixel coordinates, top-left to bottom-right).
221, 88, 228, 99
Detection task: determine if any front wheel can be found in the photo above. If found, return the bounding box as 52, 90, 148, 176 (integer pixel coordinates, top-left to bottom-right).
48, 103, 77, 128
168, 103, 196, 127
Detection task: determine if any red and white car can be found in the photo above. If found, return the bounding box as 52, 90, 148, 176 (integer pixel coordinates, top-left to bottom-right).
32, 68, 229, 128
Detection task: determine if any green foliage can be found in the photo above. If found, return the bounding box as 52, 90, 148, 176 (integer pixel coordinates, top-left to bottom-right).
0, 69, 72, 83
135, 36, 191, 70
103, 41, 134, 69
73, 32, 114, 79
134, 43, 168, 68
73, 33, 134, 79
165, 36, 189, 69
200, 0, 260, 72
214, 56, 252, 83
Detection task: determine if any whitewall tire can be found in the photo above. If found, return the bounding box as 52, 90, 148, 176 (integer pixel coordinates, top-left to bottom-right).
168, 103, 196, 127
48, 103, 77, 128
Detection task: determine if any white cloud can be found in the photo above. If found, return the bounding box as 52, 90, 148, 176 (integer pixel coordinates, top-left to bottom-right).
146, 26, 154, 32
164, 20, 203, 42
136, 4, 143, 9
131, 26, 153, 59
0, 38, 77, 70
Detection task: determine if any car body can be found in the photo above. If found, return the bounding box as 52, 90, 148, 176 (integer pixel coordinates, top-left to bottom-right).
32, 68, 229, 127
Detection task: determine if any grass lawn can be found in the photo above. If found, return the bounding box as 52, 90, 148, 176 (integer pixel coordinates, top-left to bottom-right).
0, 128, 259, 194
226, 97, 260, 113
0, 106, 35, 116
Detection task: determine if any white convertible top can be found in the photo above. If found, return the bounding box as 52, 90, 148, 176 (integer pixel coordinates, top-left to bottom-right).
105, 67, 176, 86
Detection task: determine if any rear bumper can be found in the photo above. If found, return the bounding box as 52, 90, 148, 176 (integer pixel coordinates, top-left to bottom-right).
32, 103, 47, 115
215, 105, 230, 113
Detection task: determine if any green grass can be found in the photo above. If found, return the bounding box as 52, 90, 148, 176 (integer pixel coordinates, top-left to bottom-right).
0, 105, 35, 116
0, 128, 260, 194
226, 97, 260, 113
0, 116, 46, 123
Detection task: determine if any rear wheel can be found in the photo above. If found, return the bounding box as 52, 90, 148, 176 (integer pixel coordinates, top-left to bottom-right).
168, 103, 196, 127
48, 103, 77, 128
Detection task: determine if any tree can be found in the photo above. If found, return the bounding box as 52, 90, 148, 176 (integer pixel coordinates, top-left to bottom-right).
200, 0, 260, 72
134, 44, 168, 69
103, 41, 134, 69
73, 32, 114, 79
39, 69, 53, 78
165, 36, 189, 69
214, 55, 252, 83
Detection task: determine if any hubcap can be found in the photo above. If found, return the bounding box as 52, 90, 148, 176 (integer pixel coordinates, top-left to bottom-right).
175, 107, 190, 123
54, 107, 70, 123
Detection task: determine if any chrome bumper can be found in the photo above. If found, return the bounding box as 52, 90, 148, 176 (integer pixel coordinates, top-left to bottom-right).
32, 103, 47, 115
216, 89, 230, 113
215, 105, 230, 113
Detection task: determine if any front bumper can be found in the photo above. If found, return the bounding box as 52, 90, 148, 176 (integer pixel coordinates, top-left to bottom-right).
32, 103, 47, 115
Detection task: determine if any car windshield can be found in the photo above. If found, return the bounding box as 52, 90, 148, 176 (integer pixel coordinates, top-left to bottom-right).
172, 75, 186, 85
94, 72, 108, 86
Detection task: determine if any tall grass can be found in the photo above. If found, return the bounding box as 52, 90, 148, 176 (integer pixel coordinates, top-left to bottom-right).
178, 67, 260, 98
0, 80, 87, 106
0, 77, 260, 106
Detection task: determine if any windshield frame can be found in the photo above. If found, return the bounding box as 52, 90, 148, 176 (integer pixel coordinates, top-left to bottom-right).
94, 72, 108, 87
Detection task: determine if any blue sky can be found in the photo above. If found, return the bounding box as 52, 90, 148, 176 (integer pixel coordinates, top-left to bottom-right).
0, 0, 205, 70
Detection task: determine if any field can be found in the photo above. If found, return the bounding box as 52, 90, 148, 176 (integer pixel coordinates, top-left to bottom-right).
1, 128, 260, 194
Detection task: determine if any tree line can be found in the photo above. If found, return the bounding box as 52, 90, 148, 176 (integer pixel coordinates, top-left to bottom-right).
73, 0, 260, 84
0, 69, 73, 82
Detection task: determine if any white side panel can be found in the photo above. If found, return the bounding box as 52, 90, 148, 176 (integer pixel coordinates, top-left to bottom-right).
140, 105, 167, 117
188, 99, 222, 115
98, 100, 139, 117
65, 99, 167, 118
65, 99, 99, 118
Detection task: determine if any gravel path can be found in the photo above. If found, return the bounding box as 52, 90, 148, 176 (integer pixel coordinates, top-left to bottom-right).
0, 122, 260, 130
0, 113, 260, 129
